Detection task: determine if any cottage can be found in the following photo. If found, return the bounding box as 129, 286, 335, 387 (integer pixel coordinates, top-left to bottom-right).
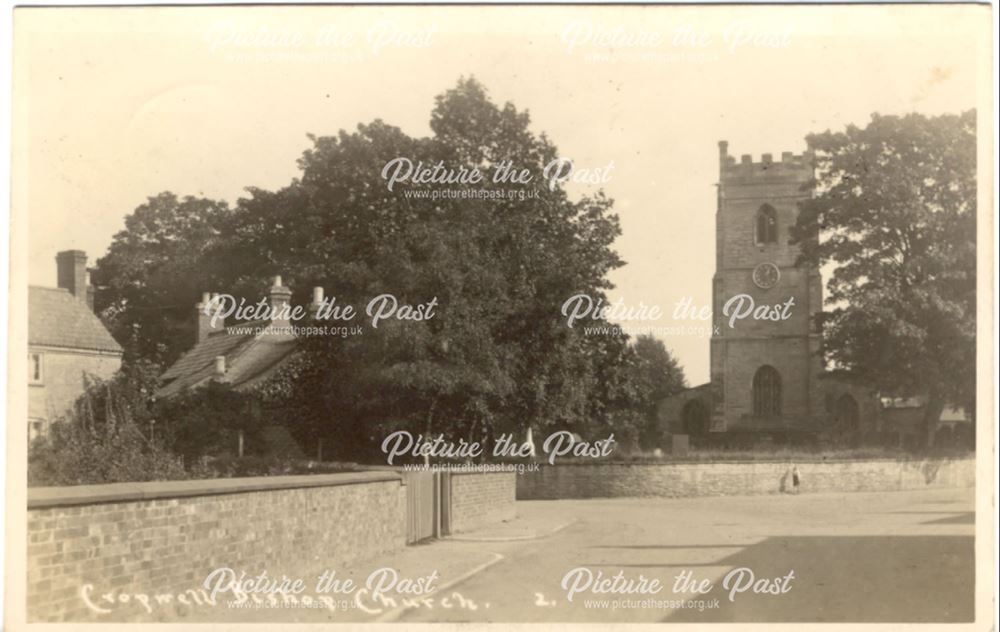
28, 250, 123, 439
156, 276, 313, 459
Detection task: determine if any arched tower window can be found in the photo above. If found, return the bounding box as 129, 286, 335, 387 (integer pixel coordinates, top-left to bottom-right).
755, 204, 778, 244
752, 365, 782, 417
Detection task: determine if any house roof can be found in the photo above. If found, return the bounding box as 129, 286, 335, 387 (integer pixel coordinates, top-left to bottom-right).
28, 286, 123, 354
156, 324, 300, 399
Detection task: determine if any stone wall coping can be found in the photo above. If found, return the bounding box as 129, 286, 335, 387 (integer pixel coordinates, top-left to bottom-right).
366, 465, 515, 476
27, 471, 403, 509
533, 456, 975, 467
449, 469, 515, 476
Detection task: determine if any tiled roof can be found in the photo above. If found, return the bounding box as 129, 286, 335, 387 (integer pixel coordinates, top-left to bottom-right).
28, 286, 123, 354
156, 325, 300, 398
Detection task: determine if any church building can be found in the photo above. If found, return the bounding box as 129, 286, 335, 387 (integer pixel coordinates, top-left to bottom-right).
658, 142, 878, 445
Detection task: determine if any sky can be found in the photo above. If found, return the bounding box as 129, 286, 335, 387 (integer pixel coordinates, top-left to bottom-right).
14, 4, 988, 383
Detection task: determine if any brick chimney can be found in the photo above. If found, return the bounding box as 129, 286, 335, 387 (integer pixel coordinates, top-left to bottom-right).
194, 292, 224, 344
309, 286, 325, 318
56, 250, 93, 310
213, 355, 227, 379
269, 276, 293, 325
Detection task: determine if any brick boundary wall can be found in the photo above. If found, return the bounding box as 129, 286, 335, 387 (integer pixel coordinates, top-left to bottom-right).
448, 472, 516, 534
516, 458, 975, 500
26, 472, 407, 622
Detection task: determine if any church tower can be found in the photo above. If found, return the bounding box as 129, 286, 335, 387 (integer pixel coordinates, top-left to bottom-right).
708, 141, 822, 435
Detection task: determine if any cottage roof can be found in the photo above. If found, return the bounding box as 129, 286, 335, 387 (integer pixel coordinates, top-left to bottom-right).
156, 325, 300, 399
28, 286, 123, 354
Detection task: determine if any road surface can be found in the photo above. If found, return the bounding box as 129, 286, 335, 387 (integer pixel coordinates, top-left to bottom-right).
398, 487, 975, 623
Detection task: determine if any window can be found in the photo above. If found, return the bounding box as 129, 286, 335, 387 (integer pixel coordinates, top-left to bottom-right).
752, 365, 782, 417
29, 352, 43, 385
28, 419, 46, 442
755, 204, 778, 244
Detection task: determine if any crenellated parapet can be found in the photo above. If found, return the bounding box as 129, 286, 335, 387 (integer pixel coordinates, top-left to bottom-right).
717, 140, 813, 184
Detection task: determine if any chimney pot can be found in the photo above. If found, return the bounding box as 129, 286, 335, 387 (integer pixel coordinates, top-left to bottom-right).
85, 269, 95, 310
309, 287, 325, 319
195, 291, 224, 345
268, 275, 293, 324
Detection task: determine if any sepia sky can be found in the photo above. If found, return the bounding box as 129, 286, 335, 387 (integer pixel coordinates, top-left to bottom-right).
14, 4, 988, 383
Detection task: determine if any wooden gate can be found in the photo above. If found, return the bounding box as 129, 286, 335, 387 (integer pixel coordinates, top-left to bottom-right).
438, 472, 452, 536
404, 471, 437, 543
403, 471, 456, 543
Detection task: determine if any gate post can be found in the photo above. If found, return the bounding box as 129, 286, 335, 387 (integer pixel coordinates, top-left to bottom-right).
437, 471, 452, 537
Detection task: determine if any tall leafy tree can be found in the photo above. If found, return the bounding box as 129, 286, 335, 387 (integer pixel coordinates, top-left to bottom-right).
791, 111, 976, 446
93, 78, 632, 462
631, 335, 687, 448
427, 79, 625, 439
254, 78, 626, 458
94, 192, 232, 365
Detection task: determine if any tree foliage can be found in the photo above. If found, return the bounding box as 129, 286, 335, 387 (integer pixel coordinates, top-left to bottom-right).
91, 77, 686, 462
93, 192, 232, 365
28, 361, 188, 486
791, 111, 976, 444
631, 334, 687, 448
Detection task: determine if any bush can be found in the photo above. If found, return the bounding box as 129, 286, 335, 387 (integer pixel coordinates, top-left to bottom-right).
196, 455, 361, 478
154, 380, 262, 462
27, 358, 362, 486
27, 362, 188, 486
28, 415, 188, 487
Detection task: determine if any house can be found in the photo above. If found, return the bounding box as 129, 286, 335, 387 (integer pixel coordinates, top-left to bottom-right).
156, 276, 314, 459
156, 276, 304, 398
28, 250, 123, 439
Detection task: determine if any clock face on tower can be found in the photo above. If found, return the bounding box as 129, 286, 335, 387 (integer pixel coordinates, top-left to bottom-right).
752, 262, 780, 289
